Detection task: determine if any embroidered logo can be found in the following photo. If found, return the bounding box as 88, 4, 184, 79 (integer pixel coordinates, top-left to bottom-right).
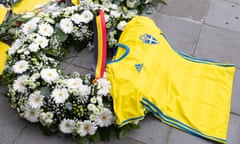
140, 34, 159, 44
135, 63, 143, 73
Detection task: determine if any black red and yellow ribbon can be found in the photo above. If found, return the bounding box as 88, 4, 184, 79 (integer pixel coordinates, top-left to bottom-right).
93, 10, 107, 80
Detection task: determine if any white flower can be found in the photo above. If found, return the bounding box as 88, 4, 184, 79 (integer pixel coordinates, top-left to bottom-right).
13, 60, 29, 74
71, 13, 82, 24
30, 73, 40, 81
95, 108, 114, 127
40, 111, 53, 125
24, 105, 40, 123
38, 23, 54, 37
40, 68, 59, 84
117, 21, 127, 31
96, 78, 111, 96
13, 75, 28, 93
51, 88, 69, 103
79, 85, 91, 96
8, 39, 23, 55
77, 120, 97, 137
28, 43, 40, 52
22, 21, 37, 35
80, 10, 93, 23
21, 12, 35, 19
87, 103, 96, 111
66, 78, 83, 90
29, 91, 44, 108
34, 35, 49, 48
110, 10, 121, 18
59, 119, 75, 134
59, 18, 73, 34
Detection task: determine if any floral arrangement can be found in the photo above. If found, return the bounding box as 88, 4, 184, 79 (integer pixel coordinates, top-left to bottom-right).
0, 0, 165, 143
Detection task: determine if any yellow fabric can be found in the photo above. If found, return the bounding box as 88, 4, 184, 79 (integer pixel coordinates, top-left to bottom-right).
0, 42, 9, 75
72, 0, 80, 5
12, 0, 51, 14
106, 16, 235, 143
0, 5, 8, 24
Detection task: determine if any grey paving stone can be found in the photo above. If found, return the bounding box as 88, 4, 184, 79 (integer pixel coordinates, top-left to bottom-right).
72, 48, 94, 70
0, 94, 27, 144
167, 128, 215, 144
60, 61, 68, 70
231, 68, 240, 114
228, 0, 240, 3
0, 84, 7, 94
62, 45, 79, 64
227, 114, 240, 144
126, 114, 171, 144
195, 25, 240, 67
158, 0, 211, 21
153, 13, 202, 55
15, 124, 76, 144
205, 0, 240, 32
63, 64, 91, 75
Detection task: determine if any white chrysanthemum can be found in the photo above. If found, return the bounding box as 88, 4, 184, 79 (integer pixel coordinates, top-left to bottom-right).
8, 39, 23, 55
13, 75, 28, 93
110, 10, 121, 18
87, 103, 96, 111
79, 85, 91, 96
13, 60, 29, 74
77, 120, 97, 137
66, 78, 83, 90
117, 21, 127, 31
40, 68, 59, 83
34, 35, 49, 48
51, 88, 69, 103
24, 105, 40, 123
29, 91, 44, 108
28, 43, 40, 52
95, 108, 114, 127
59, 119, 75, 134
71, 13, 82, 24
59, 18, 73, 34
40, 111, 54, 125
80, 10, 93, 23
38, 23, 54, 37
96, 78, 111, 96
22, 21, 37, 35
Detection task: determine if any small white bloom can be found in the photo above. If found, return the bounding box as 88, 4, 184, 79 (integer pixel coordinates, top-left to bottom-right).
59, 119, 75, 134
59, 18, 73, 34
8, 39, 23, 55
110, 10, 121, 18
24, 105, 40, 123
117, 21, 127, 31
96, 78, 111, 96
34, 35, 49, 48
38, 23, 54, 37
51, 88, 69, 103
90, 97, 97, 104
13, 60, 29, 74
80, 10, 93, 23
71, 13, 82, 24
87, 103, 96, 111
29, 91, 44, 108
95, 108, 114, 127
13, 75, 28, 93
28, 43, 40, 52
66, 78, 83, 90
79, 85, 91, 96
77, 120, 97, 137
22, 21, 37, 35
40, 68, 59, 84
21, 12, 35, 19
30, 73, 40, 81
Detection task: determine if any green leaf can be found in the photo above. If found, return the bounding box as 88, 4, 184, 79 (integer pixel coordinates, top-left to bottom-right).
119, 128, 128, 139
55, 28, 68, 42
88, 131, 101, 142
129, 123, 140, 129
78, 137, 88, 144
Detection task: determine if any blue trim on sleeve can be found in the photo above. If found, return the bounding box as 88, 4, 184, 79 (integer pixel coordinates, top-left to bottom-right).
107, 43, 130, 64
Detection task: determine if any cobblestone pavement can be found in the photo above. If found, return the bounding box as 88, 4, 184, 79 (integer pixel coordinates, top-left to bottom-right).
1, 0, 240, 143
